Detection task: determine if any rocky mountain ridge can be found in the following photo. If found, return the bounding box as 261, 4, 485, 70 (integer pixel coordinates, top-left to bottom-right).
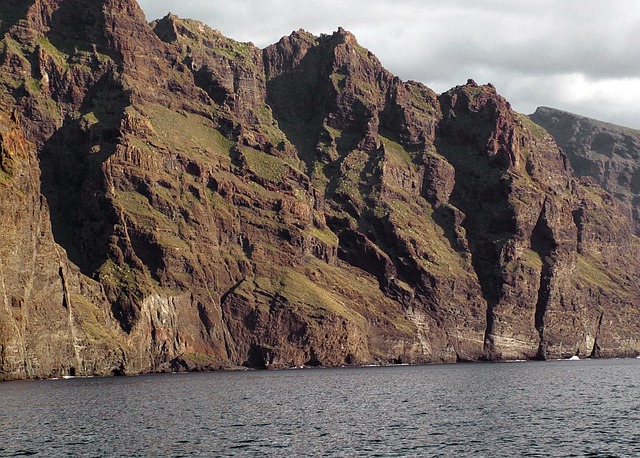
1, 0, 639, 380
530, 106, 640, 233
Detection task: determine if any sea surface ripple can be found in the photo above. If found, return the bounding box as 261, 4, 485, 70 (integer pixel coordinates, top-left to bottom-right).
1, 358, 639, 456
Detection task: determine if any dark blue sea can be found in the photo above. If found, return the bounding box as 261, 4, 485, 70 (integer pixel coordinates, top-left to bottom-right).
1, 358, 639, 457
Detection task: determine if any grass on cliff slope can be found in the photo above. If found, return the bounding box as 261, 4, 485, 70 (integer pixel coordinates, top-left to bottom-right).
250, 105, 295, 150
0, 37, 30, 90
381, 135, 416, 166
145, 105, 233, 161
575, 254, 638, 301
35, 37, 71, 70
332, 149, 371, 207
70, 293, 124, 347
576, 255, 614, 290
176, 17, 258, 63
515, 112, 549, 142
112, 191, 190, 252
377, 136, 472, 279
386, 199, 471, 279
241, 146, 297, 184
98, 259, 139, 291
307, 226, 339, 247
245, 259, 417, 337
406, 82, 438, 116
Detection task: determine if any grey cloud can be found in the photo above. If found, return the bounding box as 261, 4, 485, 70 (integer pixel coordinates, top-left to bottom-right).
137, 0, 640, 129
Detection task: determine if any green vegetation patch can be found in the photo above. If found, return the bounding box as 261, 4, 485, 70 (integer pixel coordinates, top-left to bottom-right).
407, 82, 438, 115
514, 112, 549, 141
576, 255, 615, 292
334, 149, 369, 197
251, 104, 292, 148
212, 38, 256, 63
330, 72, 347, 91
70, 293, 123, 347
241, 146, 290, 183
35, 37, 70, 69
181, 352, 218, 365
0, 37, 30, 90
460, 84, 486, 103
145, 104, 233, 161
307, 226, 339, 247
386, 198, 469, 278
505, 248, 543, 274
0, 142, 15, 179
301, 260, 417, 335
112, 190, 190, 251
381, 134, 416, 166
97, 259, 137, 288
176, 17, 258, 65
256, 268, 366, 323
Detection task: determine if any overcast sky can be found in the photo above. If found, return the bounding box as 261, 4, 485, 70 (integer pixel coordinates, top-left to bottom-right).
137, 0, 640, 130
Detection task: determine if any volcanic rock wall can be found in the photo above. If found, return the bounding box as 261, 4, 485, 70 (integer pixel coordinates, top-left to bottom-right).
1, 0, 639, 379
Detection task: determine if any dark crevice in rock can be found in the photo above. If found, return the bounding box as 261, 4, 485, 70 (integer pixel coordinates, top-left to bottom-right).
219, 279, 246, 360
197, 303, 213, 334
431, 203, 468, 255
58, 266, 68, 309
590, 312, 605, 358
572, 207, 585, 254
128, 232, 164, 282
264, 54, 333, 177
435, 86, 523, 357
48, 0, 121, 64
0, 0, 33, 37
151, 14, 178, 44
333, 227, 391, 290
436, 142, 515, 355
191, 66, 230, 106
244, 343, 273, 369
533, 260, 553, 360
111, 363, 126, 376
305, 350, 322, 367
530, 201, 558, 360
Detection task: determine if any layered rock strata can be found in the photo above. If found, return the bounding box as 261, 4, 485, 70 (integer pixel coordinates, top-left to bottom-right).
0, 0, 639, 380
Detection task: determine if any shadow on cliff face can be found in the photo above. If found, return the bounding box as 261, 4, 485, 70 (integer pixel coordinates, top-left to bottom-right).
47, 0, 119, 62
0, 0, 33, 37
263, 32, 381, 180
39, 72, 128, 276
433, 141, 517, 354
529, 200, 559, 359
264, 45, 334, 176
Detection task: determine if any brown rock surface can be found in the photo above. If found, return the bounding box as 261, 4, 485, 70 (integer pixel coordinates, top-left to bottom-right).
1, 0, 639, 379
530, 106, 640, 233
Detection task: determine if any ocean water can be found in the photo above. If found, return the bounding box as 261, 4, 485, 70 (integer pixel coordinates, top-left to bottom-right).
1, 358, 639, 457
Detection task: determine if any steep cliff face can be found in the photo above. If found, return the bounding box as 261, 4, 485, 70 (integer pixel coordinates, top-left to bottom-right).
530, 106, 640, 233
1, 0, 639, 379
0, 109, 128, 381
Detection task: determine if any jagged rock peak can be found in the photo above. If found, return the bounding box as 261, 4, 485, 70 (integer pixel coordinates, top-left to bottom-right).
333, 26, 357, 42
152, 13, 256, 51
272, 26, 363, 49
5, 0, 153, 58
